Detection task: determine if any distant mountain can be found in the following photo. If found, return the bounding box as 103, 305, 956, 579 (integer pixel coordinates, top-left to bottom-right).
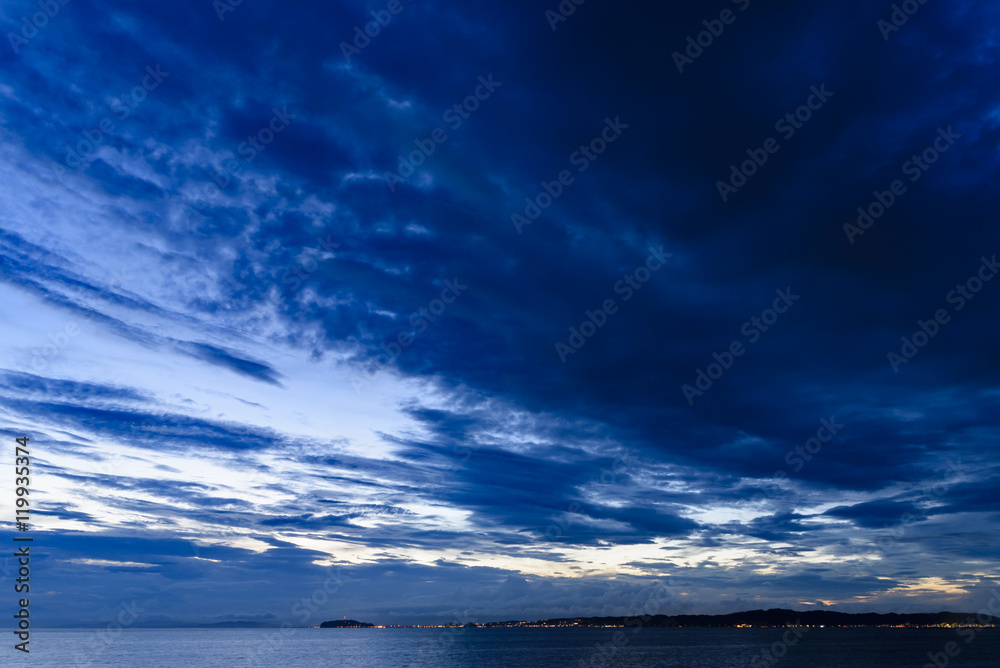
196, 621, 274, 629
60, 620, 280, 629
481, 609, 1000, 628
320, 619, 375, 628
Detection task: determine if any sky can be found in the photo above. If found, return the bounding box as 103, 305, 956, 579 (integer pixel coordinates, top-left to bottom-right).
0, 0, 999, 627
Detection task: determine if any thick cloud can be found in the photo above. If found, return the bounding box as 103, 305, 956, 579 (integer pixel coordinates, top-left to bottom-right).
0, 0, 998, 624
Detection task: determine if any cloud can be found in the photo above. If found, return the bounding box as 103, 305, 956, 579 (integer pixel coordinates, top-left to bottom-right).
0, 0, 998, 625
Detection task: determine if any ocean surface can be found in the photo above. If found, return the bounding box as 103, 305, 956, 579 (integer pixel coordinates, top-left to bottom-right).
8, 627, 1000, 667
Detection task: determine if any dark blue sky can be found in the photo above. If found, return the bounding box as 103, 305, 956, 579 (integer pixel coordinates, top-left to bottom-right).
1, 0, 999, 626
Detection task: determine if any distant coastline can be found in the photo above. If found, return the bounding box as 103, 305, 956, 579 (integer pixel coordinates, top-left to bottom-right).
474, 609, 1000, 629
315, 609, 1000, 630
49, 608, 1000, 629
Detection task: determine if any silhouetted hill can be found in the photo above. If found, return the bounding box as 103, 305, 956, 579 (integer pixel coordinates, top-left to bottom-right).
320, 619, 374, 628
198, 621, 273, 628
482, 609, 1000, 628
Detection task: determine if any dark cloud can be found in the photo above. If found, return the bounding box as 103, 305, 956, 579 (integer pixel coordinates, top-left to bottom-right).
0, 0, 998, 624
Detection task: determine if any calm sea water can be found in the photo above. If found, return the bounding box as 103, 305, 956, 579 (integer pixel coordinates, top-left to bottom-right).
7, 627, 1000, 667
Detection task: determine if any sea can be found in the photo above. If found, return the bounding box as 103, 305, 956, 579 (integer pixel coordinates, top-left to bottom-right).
8, 627, 1000, 667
